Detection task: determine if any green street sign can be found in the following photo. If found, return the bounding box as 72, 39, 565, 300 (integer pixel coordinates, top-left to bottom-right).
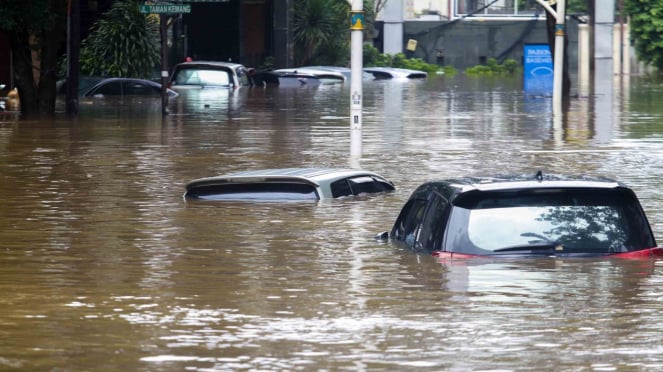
140, 4, 191, 14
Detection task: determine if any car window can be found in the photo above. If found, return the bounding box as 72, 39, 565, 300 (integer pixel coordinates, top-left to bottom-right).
236, 67, 251, 86
330, 178, 352, 197
173, 68, 231, 86
391, 198, 428, 247
450, 188, 655, 254
123, 81, 159, 96
185, 182, 318, 201
416, 192, 449, 251
330, 175, 394, 197
89, 81, 122, 96
349, 176, 395, 195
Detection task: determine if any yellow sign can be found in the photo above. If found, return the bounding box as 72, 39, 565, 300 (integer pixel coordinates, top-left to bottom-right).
406, 39, 417, 52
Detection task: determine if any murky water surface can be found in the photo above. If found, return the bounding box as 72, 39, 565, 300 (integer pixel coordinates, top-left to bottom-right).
2, 75, 663, 371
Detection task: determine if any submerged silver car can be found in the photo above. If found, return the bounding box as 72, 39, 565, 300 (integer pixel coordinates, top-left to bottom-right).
184, 168, 395, 201
168, 61, 253, 89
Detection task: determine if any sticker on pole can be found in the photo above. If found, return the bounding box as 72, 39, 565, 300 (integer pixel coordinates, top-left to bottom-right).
350, 11, 364, 30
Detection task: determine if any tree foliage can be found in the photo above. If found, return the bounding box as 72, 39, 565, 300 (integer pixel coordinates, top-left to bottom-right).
78, 0, 160, 78
363, 44, 447, 75
292, 0, 385, 66
0, 0, 67, 117
465, 58, 520, 75
624, 0, 663, 71
293, 0, 350, 66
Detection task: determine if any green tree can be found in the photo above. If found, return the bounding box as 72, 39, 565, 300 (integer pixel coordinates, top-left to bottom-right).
79, 0, 160, 78
292, 0, 389, 67
624, 0, 663, 71
293, 0, 350, 66
0, 0, 67, 117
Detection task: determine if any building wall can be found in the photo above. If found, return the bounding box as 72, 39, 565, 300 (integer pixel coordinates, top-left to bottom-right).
402, 18, 580, 71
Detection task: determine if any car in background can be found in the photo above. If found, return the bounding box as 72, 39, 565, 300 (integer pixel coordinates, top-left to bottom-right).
184, 168, 395, 201
273, 67, 346, 85
168, 61, 253, 90
380, 171, 662, 259
363, 67, 428, 80
81, 78, 178, 98
56, 76, 106, 96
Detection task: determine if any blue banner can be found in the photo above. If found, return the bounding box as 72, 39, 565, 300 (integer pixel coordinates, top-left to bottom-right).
523, 44, 553, 95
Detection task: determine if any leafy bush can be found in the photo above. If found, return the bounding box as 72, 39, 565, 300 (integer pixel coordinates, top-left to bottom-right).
465, 58, 521, 76
78, 0, 160, 78
362, 44, 453, 75
624, 0, 663, 71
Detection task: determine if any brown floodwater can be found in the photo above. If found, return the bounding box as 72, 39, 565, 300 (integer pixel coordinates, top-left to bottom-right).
2, 74, 663, 371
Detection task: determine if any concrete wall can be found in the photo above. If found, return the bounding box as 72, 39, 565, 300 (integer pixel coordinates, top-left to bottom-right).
397, 18, 580, 72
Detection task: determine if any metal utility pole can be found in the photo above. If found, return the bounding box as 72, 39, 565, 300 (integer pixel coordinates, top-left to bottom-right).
536, 0, 566, 116
350, 0, 364, 162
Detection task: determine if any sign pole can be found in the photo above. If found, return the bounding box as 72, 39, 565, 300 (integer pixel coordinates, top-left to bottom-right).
160, 13, 169, 115
140, 2, 192, 116
350, 0, 364, 165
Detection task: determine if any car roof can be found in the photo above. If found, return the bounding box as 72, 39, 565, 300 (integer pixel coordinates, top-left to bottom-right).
408, 173, 625, 202
87, 77, 159, 87
173, 61, 245, 70
185, 167, 388, 190
83, 78, 178, 97
432, 172, 623, 193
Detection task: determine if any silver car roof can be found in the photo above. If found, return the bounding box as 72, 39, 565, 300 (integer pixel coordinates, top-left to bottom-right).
185, 167, 391, 199
442, 174, 622, 193
174, 61, 246, 70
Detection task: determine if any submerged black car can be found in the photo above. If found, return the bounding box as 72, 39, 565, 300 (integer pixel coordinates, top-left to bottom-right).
383, 171, 662, 259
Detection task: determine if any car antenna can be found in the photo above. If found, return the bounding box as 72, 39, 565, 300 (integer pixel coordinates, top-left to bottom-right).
536, 170, 543, 181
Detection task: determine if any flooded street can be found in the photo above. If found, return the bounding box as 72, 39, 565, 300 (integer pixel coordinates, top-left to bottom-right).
2, 74, 663, 371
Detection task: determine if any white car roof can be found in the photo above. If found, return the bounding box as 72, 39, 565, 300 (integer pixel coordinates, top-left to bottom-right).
185, 167, 393, 200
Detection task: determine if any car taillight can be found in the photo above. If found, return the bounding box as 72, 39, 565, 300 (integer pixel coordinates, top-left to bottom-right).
611, 247, 663, 259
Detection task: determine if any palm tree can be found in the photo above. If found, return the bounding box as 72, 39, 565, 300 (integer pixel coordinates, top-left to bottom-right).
293, 0, 349, 66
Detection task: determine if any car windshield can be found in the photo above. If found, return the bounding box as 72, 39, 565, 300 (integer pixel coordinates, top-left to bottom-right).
448, 188, 655, 254
173, 68, 231, 86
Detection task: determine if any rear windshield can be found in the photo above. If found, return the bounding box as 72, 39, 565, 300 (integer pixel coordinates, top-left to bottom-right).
172, 67, 231, 86
185, 182, 318, 201
446, 188, 655, 255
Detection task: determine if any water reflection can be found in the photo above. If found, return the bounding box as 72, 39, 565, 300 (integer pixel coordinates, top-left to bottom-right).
2, 75, 663, 370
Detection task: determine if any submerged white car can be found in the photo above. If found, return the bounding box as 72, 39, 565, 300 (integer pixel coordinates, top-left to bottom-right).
184, 168, 395, 201
363, 67, 428, 80
168, 61, 254, 89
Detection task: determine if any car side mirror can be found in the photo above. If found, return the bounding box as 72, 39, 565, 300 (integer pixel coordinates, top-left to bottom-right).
375, 231, 389, 241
